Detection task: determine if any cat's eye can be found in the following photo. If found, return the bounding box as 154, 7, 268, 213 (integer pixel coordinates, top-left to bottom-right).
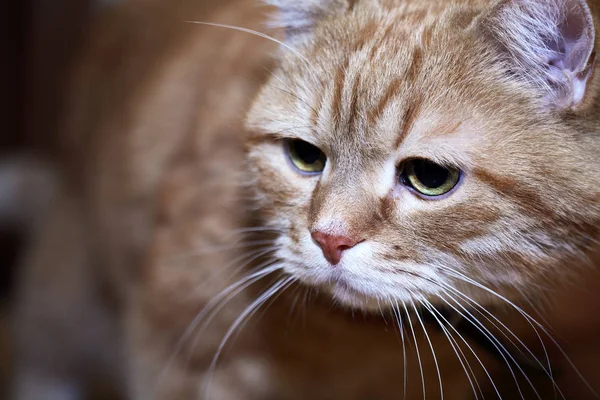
401, 159, 460, 197
285, 139, 326, 174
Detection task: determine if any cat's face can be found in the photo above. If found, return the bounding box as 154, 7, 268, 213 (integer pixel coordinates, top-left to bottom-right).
246, 0, 600, 310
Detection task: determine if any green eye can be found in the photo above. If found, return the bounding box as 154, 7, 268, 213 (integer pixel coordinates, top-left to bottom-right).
402, 159, 461, 197
286, 139, 326, 174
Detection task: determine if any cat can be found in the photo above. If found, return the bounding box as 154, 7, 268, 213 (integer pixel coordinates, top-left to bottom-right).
10, 0, 600, 399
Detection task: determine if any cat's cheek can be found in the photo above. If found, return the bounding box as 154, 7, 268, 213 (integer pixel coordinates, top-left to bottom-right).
389, 186, 429, 215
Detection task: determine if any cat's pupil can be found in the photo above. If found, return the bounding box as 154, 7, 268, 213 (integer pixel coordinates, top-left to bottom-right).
413, 159, 449, 188
293, 140, 321, 164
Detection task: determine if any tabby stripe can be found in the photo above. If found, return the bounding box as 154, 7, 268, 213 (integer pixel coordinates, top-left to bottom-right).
369, 23, 396, 61
396, 96, 423, 149
352, 22, 378, 53
347, 73, 362, 131
473, 168, 548, 217
406, 47, 423, 83
332, 58, 349, 129
369, 78, 402, 126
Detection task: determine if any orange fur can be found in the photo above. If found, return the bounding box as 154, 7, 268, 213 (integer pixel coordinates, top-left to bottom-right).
11, 0, 600, 399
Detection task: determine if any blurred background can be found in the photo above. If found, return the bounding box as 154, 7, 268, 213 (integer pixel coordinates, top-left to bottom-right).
1, 0, 98, 396
3, 2, 600, 399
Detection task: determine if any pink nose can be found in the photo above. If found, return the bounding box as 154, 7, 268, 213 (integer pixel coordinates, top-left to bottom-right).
311, 231, 361, 265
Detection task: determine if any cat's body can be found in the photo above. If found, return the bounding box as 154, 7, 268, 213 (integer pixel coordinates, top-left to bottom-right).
12, 0, 600, 399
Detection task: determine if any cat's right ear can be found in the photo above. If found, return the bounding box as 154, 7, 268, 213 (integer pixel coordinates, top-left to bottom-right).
266, 0, 353, 43
481, 0, 596, 110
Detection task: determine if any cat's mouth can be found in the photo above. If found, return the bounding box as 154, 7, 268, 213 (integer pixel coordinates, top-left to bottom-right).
288, 260, 430, 311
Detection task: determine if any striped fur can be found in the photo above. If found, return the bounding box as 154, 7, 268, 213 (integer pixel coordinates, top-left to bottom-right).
246, 0, 600, 310
12, 1, 600, 399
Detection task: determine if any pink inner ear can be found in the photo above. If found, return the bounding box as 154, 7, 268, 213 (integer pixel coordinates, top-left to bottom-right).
488, 0, 596, 109
547, 0, 595, 106
553, 3, 593, 71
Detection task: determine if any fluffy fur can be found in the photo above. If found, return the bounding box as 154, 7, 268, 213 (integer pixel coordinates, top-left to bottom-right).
247, 0, 600, 309
11, 0, 600, 399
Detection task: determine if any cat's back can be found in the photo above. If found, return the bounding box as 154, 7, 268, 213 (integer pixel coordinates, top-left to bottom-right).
65, 0, 275, 192
13, 3, 282, 398
59, 0, 278, 288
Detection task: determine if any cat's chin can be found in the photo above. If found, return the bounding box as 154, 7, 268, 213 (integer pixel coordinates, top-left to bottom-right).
325, 281, 392, 312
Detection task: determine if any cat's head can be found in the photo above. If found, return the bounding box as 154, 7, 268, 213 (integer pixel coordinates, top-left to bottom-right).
245, 0, 600, 310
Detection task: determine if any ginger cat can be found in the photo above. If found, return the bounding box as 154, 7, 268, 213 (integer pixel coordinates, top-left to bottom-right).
11, 0, 600, 399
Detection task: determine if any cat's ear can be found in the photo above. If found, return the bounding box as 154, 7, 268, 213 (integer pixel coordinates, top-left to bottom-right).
266, 0, 352, 42
482, 0, 596, 110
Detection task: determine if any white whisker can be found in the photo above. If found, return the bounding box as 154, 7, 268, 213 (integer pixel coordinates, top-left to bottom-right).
402, 300, 426, 400
202, 275, 296, 398
446, 269, 598, 398
285, 284, 303, 329
421, 300, 482, 400
426, 299, 502, 400
392, 300, 408, 400
444, 283, 563, 398
184, 21, 318, 80
262, 81, 320, 117
185, 261, 286, 361
156, 262, 280, 392
230, 226, 283, 235
201, 246, 279, 288
412, 300, 444, 400
227, 277, 297, 354
440, 296, 534, 400
160, 239, 275, 264
515, 287, 556, 338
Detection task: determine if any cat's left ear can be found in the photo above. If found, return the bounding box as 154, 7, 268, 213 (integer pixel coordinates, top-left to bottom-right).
266, 0, 353, 43
482, 0, 596, 110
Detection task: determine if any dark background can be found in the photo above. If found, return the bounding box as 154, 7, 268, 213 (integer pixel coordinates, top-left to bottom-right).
0, 0, 94, 303
0, 1, 95, 395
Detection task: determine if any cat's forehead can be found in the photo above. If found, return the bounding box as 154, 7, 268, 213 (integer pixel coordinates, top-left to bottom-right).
284, 3, 493, 159
253, 0, 544, 170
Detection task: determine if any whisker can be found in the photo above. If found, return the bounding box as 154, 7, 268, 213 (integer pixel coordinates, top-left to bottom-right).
229, 226, 284, 236
421, 300, 482, 400
202, 275, 295, 398
515, 287, 556, 338
200, 246, 279, 288
301, 285, 311, 330
412, 300, 444, 400
446, 269, 598, 398
260, 66, 323, 121
392, 300, 408, 400
228, 277, 297, 352
187, 260, 283, 349
163, 239, 276, 262
262, 65, 290, 90
513, 288, 561, 400
444, 284, 563, 398
232, 68, 320, 133
261, 79, 320, 118
440, 295, 535, 400
230, 277, 297, 342
402, 300, 426, 400
230, 226, 283, 236
445, 269, 551, 336
285, 284, 303, 329
427, 299, 502, 400
185, 21, 318, 80
157, 262, 280, 390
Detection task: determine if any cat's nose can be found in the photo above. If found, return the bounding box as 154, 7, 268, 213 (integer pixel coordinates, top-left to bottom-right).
311, 231, 361, 265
